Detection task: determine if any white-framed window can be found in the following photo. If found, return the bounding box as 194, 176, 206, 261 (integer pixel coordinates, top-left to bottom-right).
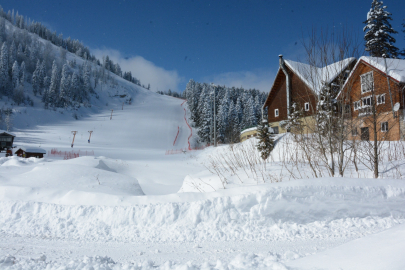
353, 100, 361, 111
361, 71, 374, 93
376, 94, 386, 105
275, 109, 279, 117
304, 102, 310, 111
381, 122, 388, 132
362, 96, 372, 107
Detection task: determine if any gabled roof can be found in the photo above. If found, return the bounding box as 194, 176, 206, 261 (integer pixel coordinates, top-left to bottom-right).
16, 146, 47, 154
359, 56, 405, 83
0, 130, 16, 137
284, 57, 356, 94
338, 56, 405, 99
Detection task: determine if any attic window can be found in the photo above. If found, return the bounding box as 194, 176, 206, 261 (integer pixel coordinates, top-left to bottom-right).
304, 102, 310, 111
275, 109, 279, 117
360, 71, 373, 93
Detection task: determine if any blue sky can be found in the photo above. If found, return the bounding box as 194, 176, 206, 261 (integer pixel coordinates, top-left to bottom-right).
1, 0, 404, 92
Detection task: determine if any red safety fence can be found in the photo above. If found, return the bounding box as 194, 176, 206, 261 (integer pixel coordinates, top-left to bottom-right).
173, 126, 180, 146
48, 148, 95, 160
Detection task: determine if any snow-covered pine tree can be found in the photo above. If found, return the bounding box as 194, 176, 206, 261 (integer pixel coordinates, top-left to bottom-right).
0, 42, 9, 94
256, 119, 274, 160
9, 40, 16, 67
59, 64, 70, 107
70, 72, 80, 103
39, 61, 46, 93
82, 61, 91, 95
198, 96, 212, 143
17, 43, 23, 61
11, 61, 19, 89
19, 61, 25, 87
48, 60, 59, 108
32, 60, 41, 95
363, 0, 400, 58
216, 89, 230, 143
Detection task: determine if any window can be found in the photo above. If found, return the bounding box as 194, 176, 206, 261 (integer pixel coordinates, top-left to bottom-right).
381, 122, 388, 132
376, 94, 385, 105
353, 101, 361, 111
275, 109, 279, 117
362, 96, 372, 107
271, 126, 279, 134
352, 127, 358, 136
304, 102, 310, 111
360, 71, 374, 93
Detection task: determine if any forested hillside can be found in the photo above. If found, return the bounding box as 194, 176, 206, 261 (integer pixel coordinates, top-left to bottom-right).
0, 5, 147, 115
184, 79, 267, 144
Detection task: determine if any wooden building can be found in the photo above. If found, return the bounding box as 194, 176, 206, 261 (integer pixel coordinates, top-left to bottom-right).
15, 147, 46, 158
263, 55, 356, 134
0, 131, 15, 156
338, 56, 405, 141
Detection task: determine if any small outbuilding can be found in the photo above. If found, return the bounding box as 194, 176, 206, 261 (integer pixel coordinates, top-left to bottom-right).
0, 131, 16, 156
15, 147, 47, 158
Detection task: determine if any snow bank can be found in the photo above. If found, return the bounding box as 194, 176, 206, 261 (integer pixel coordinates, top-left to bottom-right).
0, 253, 288, 270
0, 156, 144, 205
1, 178, 404, 243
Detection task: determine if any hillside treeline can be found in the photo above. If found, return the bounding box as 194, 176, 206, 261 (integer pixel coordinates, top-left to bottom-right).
184, 79, 267, 144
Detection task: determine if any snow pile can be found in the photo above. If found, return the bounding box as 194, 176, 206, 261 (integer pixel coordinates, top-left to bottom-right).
1, 178, 404, 243
0, 156, 144, 205
0, 253, 288, 270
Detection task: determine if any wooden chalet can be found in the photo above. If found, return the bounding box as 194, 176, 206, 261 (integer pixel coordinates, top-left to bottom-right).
0, 130, 15, 156
338, 56, 405, 141
263, 55, 356, 134
15, 147, 47, 158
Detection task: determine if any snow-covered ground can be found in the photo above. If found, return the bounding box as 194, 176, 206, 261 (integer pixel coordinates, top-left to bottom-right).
1, 52, 405, 269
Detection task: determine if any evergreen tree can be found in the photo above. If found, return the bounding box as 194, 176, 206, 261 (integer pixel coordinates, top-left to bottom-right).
198, 96, 212, 143
401, 19, 405, 57
0, 42, 9, 94
9, 40, 16, 67
19, 61, 25, 86
17, 43, 23, 61
11, 61, 19, 89
39, 60, 46, 92
48, 60, 59, 107
363, 0, 400, 58
216, 89, 230, 143
59, 64, 70, 107
70, 72, 80, 103
32, 60, 40, 95
256, 119, 274, 160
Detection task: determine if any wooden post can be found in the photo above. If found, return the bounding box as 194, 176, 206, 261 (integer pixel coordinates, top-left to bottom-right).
110, 109, 113, 120
88, 131, 93, 143
71, 131, 77, 148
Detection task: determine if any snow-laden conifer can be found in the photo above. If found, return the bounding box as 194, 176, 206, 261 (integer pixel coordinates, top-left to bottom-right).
11, 61, 19, 89
363, 0, 400, 58
256, 119, 274, 160
48, 60, 59, 107
0, 42, 9, 93
59, 64, 70, 107
32, 60, 41, 95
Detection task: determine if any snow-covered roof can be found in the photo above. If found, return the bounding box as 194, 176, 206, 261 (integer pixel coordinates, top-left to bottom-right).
359, 56, 405, 83
338, 56, 405, 99
240, 127, 257, 134
284, 57, 356, 94
16, 147, 47, 154
0, 130, 16, 137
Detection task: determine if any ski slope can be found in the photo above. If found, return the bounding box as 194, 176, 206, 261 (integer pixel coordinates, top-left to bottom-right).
9, 84, 201, 195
